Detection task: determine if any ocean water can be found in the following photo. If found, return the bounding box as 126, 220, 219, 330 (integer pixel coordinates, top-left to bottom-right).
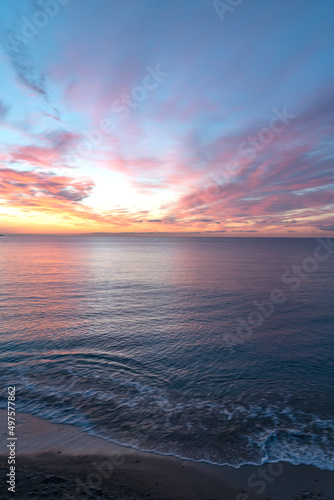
0, 236, 334, 469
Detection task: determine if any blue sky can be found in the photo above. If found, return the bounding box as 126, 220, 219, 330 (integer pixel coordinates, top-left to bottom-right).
0, 0, 333, 234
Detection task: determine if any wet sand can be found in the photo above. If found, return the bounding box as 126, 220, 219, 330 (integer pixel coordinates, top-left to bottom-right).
0, 410, 333, 499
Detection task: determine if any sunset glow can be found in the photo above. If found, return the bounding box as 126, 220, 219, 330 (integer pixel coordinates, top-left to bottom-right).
0, 0, 333, 236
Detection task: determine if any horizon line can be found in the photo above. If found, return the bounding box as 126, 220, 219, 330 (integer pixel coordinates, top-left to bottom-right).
0, 232, 330, 239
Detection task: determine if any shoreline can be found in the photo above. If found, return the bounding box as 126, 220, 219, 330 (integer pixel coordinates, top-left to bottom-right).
1, 410, 334, 499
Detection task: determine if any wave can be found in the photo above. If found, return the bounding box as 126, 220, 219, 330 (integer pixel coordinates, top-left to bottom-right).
0, 368, 333, 470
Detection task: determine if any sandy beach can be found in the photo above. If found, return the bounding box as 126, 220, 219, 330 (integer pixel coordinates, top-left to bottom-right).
0, 410, 333, 499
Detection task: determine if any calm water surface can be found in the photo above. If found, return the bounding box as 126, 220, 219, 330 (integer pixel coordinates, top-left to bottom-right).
0, 236, 333, 469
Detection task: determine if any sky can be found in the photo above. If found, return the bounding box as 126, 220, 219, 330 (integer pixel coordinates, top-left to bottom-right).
0, 0, 333, 236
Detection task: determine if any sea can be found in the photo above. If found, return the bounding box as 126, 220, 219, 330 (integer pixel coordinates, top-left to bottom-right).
0, 236, 333, 470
